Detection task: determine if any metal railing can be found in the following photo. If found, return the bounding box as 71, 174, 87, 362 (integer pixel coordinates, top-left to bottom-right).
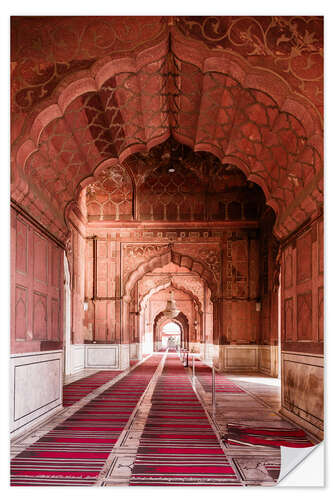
181, 350, 216, 418
180, 348, 189, 367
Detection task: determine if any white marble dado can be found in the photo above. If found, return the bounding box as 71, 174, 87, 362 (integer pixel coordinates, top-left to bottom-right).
85, 344, 119, 369
10, 350, 63, 437
203, 344, 279, 375
220, 345, 259, 372
198, 342, 205, 362
67, 344, 132, 373
70, 344, 85, 373
130, 343, 141, 360
280, 351, 324, 439
259, 346, 279, 378
120, 344, 130, 369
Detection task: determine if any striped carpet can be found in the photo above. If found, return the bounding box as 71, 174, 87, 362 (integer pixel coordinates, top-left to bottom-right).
10, 355, 161, 486
224, 424, 314, 448
129, 354, 242, 486
63, 370, 122, 407
194, 359, 245, 394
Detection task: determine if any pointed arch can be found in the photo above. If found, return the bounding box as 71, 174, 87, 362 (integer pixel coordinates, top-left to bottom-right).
124, 249, 217, 302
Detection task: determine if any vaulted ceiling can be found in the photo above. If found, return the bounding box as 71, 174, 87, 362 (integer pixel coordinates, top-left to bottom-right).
11, 16, 323, 241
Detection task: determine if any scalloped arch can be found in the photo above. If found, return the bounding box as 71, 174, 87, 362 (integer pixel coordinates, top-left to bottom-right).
124, 250, 217, 301
11, 33, 323, 241
153, 310, 189, 345
139, 279, 203, 315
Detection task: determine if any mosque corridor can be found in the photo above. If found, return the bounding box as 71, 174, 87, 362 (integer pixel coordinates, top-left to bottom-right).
10, 352, 316, 487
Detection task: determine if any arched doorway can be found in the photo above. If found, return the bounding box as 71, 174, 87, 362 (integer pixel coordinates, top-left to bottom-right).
161, 321, 181, 350
154, 310, 190, 352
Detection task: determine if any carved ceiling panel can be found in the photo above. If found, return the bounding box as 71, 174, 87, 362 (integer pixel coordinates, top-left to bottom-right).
133, 137, 265, 222
174, 16, 323, 116
10, 16, 167, 114
85, 163, 132, 221
11, 16, 323, 241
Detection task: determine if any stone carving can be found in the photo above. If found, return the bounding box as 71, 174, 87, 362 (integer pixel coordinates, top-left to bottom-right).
173, 243, 221, 285
123, 244, 170, 283
126, 244, 170, 258
86, 164, 133, 221
175, 16, 323, 114
198, 248, 220, 278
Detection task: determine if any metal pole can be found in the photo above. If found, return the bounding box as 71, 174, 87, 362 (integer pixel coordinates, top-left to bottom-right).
212, 364, 216, 415
192, 354, 195, 381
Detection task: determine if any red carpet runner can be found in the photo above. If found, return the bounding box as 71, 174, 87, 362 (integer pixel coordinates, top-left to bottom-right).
194, 359, 245, 394
224, 424, 314, 448
10, 355, 161, 486
63, 370, 122, 407
129, 354, 241, 486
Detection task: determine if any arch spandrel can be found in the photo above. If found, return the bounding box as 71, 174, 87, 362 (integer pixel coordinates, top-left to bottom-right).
11, 24, 322, 242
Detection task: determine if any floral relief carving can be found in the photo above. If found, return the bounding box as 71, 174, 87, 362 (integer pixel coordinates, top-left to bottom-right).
175, 16, 323, 114
123, 244, 170, 282
198, 248, 221, 281
125, 244, 170, 259
11, 17, 323, 243
11, 16, 167, 112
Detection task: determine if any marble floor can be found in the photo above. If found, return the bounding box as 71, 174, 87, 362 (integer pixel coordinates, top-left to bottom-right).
10, 355, 318, 487
190, 369, 319, 486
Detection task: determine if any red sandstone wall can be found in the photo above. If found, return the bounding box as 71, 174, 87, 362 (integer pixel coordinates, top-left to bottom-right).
70, 229, 86, 344
280, 215, 324, 438
221, 231, 261, 344
281, 216, 323, 354
84, 237, 121, 343
81, 228, 261, 346
259, 213, 279, 346
11, 207, 64, 354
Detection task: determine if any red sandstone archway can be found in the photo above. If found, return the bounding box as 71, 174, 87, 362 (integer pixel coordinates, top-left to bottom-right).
138, 279, 203, 315
143, 284, 202, 350
124, 248, 218, 302
154, 311, 190, 350
11, 27, 322, 242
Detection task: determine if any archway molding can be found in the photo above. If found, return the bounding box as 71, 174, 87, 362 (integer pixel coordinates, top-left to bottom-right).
153, 310, 190, 349
11, 33, 323, 241
124, 249, 218, 302
138, 278, 203, 315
